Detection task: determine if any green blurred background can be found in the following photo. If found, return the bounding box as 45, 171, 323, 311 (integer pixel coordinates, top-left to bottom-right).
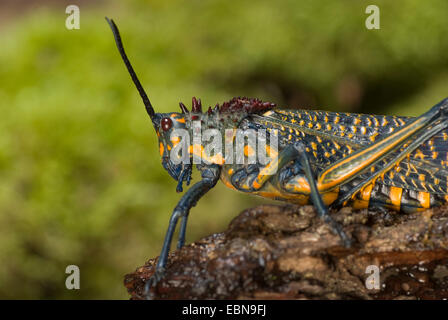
0, 0, 447, 299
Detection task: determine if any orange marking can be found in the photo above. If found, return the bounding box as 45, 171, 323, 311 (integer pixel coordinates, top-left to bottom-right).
159, 143, 164, 156
253, 180, 262, 189
244, 145, 255, 157
389, 186, 403, 209
361, 184, 373, 201
352, 184, 373, 210
321, 187, 339, 205
417, 192, 430, 209
192, 144, 225, 165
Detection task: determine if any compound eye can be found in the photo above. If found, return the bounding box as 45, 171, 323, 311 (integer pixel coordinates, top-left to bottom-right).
161, 117, 173, 132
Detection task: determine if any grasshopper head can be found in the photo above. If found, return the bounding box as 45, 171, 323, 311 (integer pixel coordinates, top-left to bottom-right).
107, 17, 193, 192
153, 111, 193, 191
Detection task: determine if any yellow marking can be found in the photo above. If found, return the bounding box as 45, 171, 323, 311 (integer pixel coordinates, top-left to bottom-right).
228, 169, 234, 175
370, 133, 379, 142
420, 181, 427, 191
333, 142, 341, 150
360, 126, 367, 134
334, 116, 340, 124
307, 122, 313, 129
288, 134, 293, 140
389, 186, 403, 209
316, 136, 322, 143
326, 124, 332, 131
432, 152, 438, 159
171, 136, 181, 143
324, 152, 330, 158
316, 123, 322, 130
311, 142, 317, 151
389, 170, 394, 179
414, 149, 425, 160
418, 174, 425, 181
352, 127, 357, 134
299, 120, 305, 126
317, 115, 431, 192
354, 118, 361, 125
417, 192, 430, 209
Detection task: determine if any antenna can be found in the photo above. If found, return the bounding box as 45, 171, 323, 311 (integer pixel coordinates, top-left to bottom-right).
105, 17, 155, 119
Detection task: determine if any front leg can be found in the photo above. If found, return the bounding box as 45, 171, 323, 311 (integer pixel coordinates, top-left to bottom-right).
144, 165, 220, 298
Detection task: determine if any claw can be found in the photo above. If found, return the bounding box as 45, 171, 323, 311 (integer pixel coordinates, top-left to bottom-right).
176, 164, 193, 193
143, 268, 165, 299
322, 214, 352, 248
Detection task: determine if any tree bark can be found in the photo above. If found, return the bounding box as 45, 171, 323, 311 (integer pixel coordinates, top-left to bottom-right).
124, 204, 448, 299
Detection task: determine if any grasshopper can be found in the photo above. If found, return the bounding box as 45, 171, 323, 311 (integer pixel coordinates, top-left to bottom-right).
106, 18, 448, 296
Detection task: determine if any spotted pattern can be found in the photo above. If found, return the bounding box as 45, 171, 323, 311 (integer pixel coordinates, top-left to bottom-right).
246, 109, 448, 211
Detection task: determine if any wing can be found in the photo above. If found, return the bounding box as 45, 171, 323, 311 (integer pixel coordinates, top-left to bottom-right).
250, 108, 448, 194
